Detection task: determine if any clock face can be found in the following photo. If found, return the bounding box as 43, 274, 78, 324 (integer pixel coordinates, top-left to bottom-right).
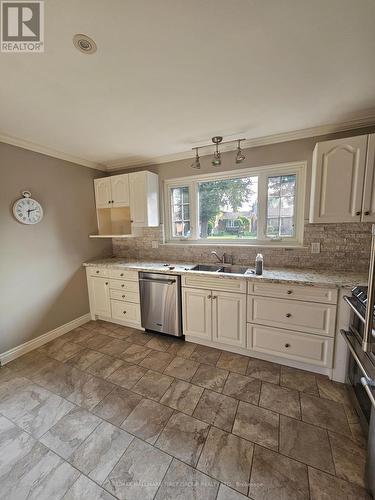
13, 196, 43, 225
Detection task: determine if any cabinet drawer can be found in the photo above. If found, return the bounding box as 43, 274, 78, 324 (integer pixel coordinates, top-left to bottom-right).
109, 269, 139, 281
247, 296, 336, 337
247, 324, 334, 367
111, 300, 141, 324
109, 280, 139, 293
182, 275, 246, 293
110, 290, 139, 303
247, 282, 337, 304
87, 267, 109, 278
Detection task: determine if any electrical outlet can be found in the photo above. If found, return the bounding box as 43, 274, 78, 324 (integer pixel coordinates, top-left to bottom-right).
151, 240, 159, 249
311, 242, 321, 254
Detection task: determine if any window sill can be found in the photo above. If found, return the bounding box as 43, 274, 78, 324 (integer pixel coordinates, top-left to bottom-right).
162, 241, 306, 249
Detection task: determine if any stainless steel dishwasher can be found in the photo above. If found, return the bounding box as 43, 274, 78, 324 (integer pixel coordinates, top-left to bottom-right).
139, 272, 182, 336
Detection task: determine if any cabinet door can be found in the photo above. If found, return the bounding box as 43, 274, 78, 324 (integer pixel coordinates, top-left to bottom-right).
89, 277, 111, 317
310, 135, 368, 223
362, 133, 375, 222
94, 178, 111, 208
182, 287, 212, 341
212, 291, 246, 347
129, 172, 146, 226
111, 174, 130, 207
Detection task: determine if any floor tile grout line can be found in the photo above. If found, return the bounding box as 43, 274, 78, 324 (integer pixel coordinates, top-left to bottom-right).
3, 355, 357, 450
3, 351, 357, 446
2, 397, 360, 499
1, 323, 367, 494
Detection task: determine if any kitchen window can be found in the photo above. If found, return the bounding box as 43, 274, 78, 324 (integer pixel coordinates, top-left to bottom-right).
164, 162, 306, 246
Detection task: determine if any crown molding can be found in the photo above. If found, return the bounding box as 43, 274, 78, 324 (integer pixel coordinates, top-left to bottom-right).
105, 113, 375, 171
2, 113, 375, 172
0, 132, 106, 171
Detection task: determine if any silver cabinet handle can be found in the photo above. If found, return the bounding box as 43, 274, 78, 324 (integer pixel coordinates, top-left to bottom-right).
123, 310, 127, 314
207, 295, 212, 299
286, 313, 292, 318
212, 295, 217, 299
287, 290, 293, 295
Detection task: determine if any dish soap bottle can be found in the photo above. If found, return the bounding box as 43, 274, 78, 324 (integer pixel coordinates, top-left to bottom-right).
255, 253, 263, 275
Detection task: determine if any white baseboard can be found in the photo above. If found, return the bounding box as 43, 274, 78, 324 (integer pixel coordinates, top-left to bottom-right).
0, 313, 91, 366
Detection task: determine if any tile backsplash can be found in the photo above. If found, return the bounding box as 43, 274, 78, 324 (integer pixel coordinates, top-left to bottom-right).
112, 223, 372, 272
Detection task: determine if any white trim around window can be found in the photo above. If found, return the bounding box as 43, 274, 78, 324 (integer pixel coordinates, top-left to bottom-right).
163, 161, 306, 247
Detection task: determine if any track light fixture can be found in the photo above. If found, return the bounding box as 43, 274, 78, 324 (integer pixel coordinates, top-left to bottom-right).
236, 139, 246, 163
211, 136, 222, 166
191, 147, 201, 169
190, 136, 246, 169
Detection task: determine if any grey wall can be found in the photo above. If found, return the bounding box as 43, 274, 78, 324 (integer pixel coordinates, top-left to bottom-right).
0, 143, 111, 354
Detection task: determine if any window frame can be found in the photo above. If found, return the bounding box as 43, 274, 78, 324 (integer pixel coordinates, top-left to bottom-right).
163, 161, 306, 247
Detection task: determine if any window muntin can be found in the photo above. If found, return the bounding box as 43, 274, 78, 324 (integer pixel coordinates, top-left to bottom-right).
171, 186, 190, 237
198, 176, 258, 240
266, 174, 296, 238
165, 163, 305, 245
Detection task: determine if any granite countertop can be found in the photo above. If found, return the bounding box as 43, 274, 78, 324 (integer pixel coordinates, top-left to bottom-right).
83, 257, 367, 289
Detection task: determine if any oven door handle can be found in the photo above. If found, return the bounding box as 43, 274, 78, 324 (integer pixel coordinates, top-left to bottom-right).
361, 377, 375, 410
340, 329, 374, 381
343, 296, 366, 324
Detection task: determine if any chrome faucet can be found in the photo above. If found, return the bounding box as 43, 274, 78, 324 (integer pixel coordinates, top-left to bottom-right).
211, 251, 233, 265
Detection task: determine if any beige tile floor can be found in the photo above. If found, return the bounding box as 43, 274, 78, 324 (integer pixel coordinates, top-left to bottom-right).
0, 320, 371, 500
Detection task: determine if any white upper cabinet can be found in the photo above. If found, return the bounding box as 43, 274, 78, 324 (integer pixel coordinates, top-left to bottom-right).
129, 171, 159, 227
310, 135, 368, 223
94, 174, 129, 208
93, 171, 159, 234
111, 174, 130, 207
94, 178, 112, 208
362, 134, 375, 222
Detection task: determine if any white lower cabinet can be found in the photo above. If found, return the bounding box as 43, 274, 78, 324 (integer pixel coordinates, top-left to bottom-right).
111, 299, 141, 326
213, 291, 246, 347
86, 268, 141, 329
247, 296, 336, 337
182, 287, 246, 347
247, 324, 333, 367
88, 277, 111, 318
182, 287, 212, 341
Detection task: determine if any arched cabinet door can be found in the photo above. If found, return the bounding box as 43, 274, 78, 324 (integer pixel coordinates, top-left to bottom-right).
310, 135, 368, 223
362, 134, 375, 222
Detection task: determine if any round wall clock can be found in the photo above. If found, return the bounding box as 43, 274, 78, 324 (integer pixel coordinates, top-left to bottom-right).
13, 191, 44, 225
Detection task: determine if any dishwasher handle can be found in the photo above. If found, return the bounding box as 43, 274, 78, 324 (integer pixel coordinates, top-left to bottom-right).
139, 278, 176, 285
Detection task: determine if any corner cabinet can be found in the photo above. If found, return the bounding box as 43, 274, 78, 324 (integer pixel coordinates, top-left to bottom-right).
92, 170, 159, 237
310, 134, 375, 223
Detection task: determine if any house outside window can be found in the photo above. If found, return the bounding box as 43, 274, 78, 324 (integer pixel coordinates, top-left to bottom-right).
164, 162, 306, 246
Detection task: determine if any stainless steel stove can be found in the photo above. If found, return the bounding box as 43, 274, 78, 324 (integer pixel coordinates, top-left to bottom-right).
341, 227, 375, 497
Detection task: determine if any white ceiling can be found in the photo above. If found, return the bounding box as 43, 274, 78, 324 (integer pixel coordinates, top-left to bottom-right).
1, 0, 375, 170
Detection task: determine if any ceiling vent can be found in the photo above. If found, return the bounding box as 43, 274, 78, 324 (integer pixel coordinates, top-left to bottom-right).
73, 34, 97, 54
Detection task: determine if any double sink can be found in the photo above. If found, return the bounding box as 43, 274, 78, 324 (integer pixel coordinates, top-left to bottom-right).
189, 264, 253, 275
